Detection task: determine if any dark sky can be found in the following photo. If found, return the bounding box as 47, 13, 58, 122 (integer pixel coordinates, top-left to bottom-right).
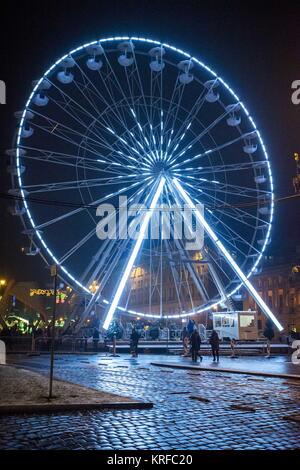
0, 0, 300, 282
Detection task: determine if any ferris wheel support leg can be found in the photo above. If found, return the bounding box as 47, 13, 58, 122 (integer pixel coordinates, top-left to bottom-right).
172, 178, 284, 332
102, 177, 166, 330
203, 247, 234, 310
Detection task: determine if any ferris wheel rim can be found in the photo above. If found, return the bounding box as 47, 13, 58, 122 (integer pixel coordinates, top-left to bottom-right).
14, 35, 274, 319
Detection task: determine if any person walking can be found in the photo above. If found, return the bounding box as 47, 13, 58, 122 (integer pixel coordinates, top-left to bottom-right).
263, 320, 274, 358
181, 326, 189, 356
230, 338, 236, 358
130, 327, 140, 357
190, 329, 202, 363
210, 330, 220, 362
187, 319, 195, 339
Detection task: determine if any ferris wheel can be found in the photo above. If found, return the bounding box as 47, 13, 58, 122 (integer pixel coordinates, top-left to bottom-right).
7, 36, 283, 331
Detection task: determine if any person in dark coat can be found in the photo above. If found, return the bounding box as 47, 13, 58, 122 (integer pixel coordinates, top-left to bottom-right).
130, 327, 140, 357
187, 319, 195, 338
190, 329, 202, 362
210, 330, 220, 362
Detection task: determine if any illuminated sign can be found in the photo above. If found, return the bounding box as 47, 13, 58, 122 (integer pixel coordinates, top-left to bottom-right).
29, 289, 68, 304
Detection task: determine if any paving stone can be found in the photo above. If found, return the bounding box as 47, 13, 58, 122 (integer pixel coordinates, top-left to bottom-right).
1, 354, 300, 450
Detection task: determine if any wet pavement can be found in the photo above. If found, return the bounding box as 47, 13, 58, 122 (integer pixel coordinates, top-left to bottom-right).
150, 353, 300, 378
1, 353, 300, 450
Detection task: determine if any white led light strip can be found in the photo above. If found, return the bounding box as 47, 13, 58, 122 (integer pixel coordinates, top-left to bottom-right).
102, 177, 166, 329
172, 178, 283, 332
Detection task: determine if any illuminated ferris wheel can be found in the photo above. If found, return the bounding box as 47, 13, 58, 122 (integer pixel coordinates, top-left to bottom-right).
7, 36, 283, 331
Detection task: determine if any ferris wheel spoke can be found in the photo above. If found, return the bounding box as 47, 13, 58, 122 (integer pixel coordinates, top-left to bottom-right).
172, 132, 256, 168
71, 58, 132, 130
46, 92, 140, 165
23, 174, 144, 195
205, 210, 261, 258
166, 87, 207, 159
131, 49, 158, 137
75, 68, 153, 165
163, 79, 184, 134
182, 180, 269, 226
59, 189, 139, 265
95, 91, 151, 164
178, 159, 267, 175
45, 76, 138, 156
30, 91, 148, 164
31, 179, 149, 230
19, 145, 141, 177
178, 174, 271, 200
100, 50, 156, 160
169, 105, 238, 164
212, 206, 270, 232
28, 109, 121, 156
123, 71, 157, 163
46, 76, 110, 126
166, 82, 219, 161
168, 79, 218, 151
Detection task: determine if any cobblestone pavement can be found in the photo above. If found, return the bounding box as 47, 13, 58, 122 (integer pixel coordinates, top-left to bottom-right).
1, 354, 300, 450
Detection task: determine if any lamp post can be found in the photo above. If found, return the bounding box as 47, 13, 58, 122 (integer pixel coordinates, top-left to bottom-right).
49, 265, 58, 399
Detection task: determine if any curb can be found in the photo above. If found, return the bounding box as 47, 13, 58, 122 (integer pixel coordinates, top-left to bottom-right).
150, 362, 300, 380
0, 401, 153, 415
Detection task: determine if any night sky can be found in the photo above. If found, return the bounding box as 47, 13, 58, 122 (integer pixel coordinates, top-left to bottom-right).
0, 0, 299, 283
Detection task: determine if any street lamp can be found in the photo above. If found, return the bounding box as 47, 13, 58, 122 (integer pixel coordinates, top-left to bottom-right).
0, 279, 7, 286
89, 280, 99, 294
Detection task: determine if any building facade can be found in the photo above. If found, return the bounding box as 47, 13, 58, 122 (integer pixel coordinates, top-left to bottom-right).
243, 261, 300, 337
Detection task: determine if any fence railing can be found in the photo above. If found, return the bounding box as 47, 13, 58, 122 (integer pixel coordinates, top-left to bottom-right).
0, 336, 108, 353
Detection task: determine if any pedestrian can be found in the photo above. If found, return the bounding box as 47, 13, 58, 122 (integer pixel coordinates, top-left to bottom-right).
130, 327, 140, 357
92, 327, 100, 352
230, 338, 236, 358
210, 330, 220, 362
263, 320, 274, 358
187, 319, 195, 338
190, 329, 202, 363
181, 326, 189, 356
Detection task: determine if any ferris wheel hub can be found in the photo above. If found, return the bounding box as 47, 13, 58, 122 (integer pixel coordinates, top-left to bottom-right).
151, 160, 170, 177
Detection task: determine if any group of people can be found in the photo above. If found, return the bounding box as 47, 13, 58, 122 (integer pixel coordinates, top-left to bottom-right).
182, 321, 220, 363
